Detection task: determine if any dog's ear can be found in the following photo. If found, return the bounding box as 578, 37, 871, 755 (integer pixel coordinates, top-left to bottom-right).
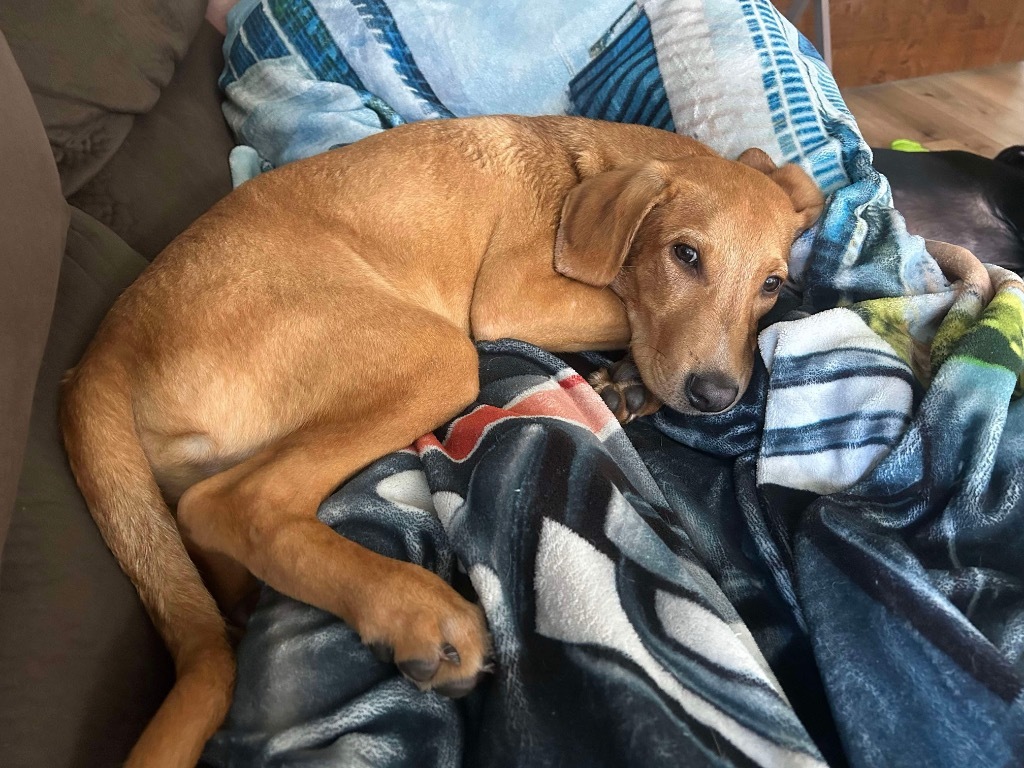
554, 163, 668, 288
737, 148, 824, 235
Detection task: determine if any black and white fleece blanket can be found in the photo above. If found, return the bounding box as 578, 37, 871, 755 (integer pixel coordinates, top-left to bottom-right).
206, 342, 829, 767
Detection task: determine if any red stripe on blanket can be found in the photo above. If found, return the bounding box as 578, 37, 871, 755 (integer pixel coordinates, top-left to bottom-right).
413, 370, 617, 462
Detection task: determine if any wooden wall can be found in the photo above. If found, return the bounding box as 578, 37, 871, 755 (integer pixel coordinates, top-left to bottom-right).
781, 0, 1024, 87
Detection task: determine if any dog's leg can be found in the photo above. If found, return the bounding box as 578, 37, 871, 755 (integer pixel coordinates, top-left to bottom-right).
176, 330, 490, 697
471, 249, 631, 352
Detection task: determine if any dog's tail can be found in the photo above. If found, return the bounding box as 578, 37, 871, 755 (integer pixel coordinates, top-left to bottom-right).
60, 349, 234, 768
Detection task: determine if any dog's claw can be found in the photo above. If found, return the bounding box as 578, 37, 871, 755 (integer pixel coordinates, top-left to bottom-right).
442, 642, 461, 665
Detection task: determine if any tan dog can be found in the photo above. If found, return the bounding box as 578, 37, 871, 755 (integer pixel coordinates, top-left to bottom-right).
59, 115, 823, 768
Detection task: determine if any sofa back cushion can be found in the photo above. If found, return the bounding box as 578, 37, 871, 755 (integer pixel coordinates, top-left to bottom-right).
67, 22, 237, 259
0, 0, 207, 194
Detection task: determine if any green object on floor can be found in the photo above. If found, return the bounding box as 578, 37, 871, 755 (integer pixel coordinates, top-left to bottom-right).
890, 139, 929, 152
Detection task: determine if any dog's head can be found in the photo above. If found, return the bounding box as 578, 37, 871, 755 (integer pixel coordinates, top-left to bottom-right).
555, 149, 823, 414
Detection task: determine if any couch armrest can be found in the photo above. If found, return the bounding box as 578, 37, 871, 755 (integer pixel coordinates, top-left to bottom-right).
0, 30, 68, 571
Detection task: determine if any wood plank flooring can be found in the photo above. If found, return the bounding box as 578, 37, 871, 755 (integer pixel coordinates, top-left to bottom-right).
842, 62, 1024, 157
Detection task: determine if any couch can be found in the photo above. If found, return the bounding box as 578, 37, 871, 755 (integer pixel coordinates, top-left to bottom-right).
0, 3, 1021, 765
0, 3, 233, 763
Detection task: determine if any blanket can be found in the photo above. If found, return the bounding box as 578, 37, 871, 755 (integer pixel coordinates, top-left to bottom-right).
208, 1, 1024, 766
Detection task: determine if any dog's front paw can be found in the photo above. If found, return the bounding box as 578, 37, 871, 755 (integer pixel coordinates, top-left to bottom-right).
590, 357, 661, 424
358, 561, 492, 698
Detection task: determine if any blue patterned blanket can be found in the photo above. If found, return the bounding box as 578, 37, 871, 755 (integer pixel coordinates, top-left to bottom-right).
208, 2, 1024, 766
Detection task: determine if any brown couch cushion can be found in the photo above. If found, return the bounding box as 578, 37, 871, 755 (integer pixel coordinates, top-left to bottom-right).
69, 22, 236, 259
0, 209, 171, 767
0, 30, 68, 574
0, 0, 208, 195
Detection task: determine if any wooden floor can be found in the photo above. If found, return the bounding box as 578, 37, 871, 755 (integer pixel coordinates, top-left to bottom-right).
842, 62, 1024, 157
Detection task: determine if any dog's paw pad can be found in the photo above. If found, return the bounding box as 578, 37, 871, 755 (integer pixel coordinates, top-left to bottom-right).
434, 672, 485, 699
610, 359, 641, 383
397, 657, 440, 683
590, 359, 661, 424
624, 384, 648, 413
599, 385, 622, 412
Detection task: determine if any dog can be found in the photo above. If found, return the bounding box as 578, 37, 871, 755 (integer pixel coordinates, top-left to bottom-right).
59, 115, 823, 767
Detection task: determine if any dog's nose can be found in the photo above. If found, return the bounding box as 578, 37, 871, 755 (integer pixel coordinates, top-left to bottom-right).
685, 373, 739, 413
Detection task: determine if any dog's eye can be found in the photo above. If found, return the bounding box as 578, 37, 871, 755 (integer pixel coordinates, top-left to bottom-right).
763, 276, 783, 293
672, 244, 699, 267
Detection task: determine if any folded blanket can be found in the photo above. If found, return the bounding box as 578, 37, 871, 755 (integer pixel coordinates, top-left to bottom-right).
210, 1, 1024, 766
